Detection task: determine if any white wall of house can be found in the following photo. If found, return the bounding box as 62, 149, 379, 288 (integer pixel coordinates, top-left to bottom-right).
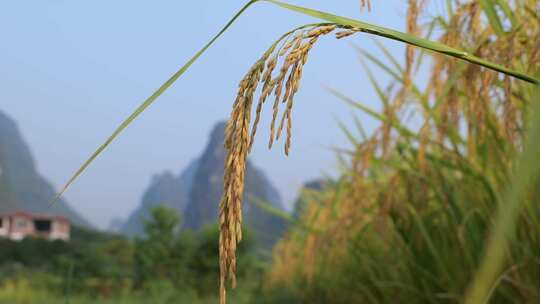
50, 221, 70, 241
4, 215, 33, 240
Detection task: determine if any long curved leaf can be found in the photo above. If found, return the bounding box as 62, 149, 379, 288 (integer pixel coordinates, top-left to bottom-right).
263, 0, 539, 84
53, 1, 257, 201
56, 0, 539, 201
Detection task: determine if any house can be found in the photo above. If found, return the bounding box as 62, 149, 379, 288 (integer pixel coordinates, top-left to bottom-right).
0, 211, 70, 241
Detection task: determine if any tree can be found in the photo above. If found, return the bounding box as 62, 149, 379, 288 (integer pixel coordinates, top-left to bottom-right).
134, 205, 193, 289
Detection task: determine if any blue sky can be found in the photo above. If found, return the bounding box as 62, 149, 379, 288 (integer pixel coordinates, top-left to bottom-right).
0, 1, 446, 228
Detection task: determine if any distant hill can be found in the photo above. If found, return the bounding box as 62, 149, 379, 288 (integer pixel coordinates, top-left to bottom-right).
120, 160, 198, 236
0, 110, 91, 227
122, 122, 288, 247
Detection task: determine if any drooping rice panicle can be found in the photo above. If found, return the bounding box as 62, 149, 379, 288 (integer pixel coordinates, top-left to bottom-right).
218, 22, 358, 304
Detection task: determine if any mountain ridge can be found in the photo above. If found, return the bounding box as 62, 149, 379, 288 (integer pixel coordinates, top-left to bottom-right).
0, 110, 92, 227
122, 122, 288, 247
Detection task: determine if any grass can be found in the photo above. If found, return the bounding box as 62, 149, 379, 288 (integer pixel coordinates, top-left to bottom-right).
0, 282, 253, 304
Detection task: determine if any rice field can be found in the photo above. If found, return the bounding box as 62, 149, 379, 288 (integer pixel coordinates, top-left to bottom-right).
55, 1, 540, 303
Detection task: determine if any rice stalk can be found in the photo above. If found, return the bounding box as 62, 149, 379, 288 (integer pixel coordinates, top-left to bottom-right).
266, 1, 540, 303
404, 0, 427, 91
220, 23, 361, 303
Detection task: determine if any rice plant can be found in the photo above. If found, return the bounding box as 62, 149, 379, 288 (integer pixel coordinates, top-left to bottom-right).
55, 1, 540, 303
266, 1, 540, 303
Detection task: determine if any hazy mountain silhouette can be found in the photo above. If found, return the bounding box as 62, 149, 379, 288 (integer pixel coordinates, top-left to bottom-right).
0, 110, 91, 227
122, 122, 287, 247
120, 160, 198, 236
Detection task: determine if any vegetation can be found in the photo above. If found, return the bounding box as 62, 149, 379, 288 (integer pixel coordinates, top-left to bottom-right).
49, 0, 540, 303
263, 1, 540, 303
0, 206, 261, 303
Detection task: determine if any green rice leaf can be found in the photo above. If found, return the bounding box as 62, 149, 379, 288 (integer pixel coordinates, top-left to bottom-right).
263, 0, 538, 84
373, 39, 403, 74
53, 1, 257, 202
494, 0, 516, 27
56, 0, 539, 202
328, 87, 416, 139
479, 0, 505, 37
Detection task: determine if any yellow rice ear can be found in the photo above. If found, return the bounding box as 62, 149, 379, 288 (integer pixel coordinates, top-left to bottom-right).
219, 23, 360, 304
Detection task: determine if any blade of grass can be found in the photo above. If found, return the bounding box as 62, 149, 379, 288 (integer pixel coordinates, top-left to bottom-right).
248, 194, 326, 234
247, 195, 295, 224
494, 0, 516, 27
479, 0, 505, 37
352, 114, 368, 142
328, 87, 416, 138
445, 0, 453, 20
359, 58, 390, 107
355, 46, 402, 81
263, 0, 539, 84
336, 118, 359, 146
57, 0, 539, 201
53, 1, 258, 201
355, 45, 436, 118
407, 205, 451, 283
373, 39, 404, 74
414, 18, 437, 74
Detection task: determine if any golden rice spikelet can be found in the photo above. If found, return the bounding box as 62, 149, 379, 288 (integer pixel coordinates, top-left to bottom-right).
219, 59, 264, 304
218, 23, 358, 304
403, 0, 427, 96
